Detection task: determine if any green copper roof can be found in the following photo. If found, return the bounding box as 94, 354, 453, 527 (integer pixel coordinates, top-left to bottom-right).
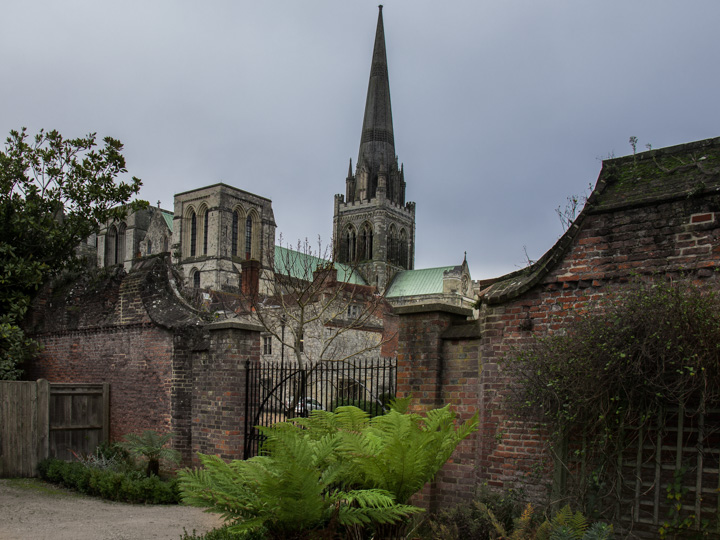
161, 210, 173, 232
274, 246, 367, 285
385, 266, 455, 298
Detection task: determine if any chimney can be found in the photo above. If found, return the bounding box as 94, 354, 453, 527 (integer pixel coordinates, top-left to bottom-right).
240, 259, 261, 302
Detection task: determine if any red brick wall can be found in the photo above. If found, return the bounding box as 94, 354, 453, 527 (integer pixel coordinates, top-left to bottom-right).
476, 199, 720, 502
26, 257, 262, 465
431, 336, 480, 506
395, 195, 720, 509
28, 325, 175, 442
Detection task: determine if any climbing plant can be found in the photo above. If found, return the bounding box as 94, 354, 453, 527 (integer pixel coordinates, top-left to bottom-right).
505, 279, 720, 442
502, 278, 720, 526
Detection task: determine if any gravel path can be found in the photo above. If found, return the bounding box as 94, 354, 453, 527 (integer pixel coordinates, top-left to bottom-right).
0, 479, 225, 540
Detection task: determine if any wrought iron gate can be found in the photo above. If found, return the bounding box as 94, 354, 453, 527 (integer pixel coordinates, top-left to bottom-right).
243, 358, 396, 458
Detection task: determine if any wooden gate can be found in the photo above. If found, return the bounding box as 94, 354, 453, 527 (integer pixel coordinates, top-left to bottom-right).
0, 380, 109, 477
48, 383, 110, 462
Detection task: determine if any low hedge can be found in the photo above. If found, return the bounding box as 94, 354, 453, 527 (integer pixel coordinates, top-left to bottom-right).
38, 457, 180, 504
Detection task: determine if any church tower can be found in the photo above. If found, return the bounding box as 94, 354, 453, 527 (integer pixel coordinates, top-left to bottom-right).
333, 5, 415, 290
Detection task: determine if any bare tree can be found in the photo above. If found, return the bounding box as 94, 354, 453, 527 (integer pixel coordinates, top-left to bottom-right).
226, 238, 395, 417
556, 183, 593, 232
241, 238, 392, 371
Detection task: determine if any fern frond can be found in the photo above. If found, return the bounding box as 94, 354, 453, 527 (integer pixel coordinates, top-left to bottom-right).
567, 508, 588, 535
333, 489, 423, 527
475, 501, 508, 536
536, 520, 553, 540
583, 522, 613, 540
550, 526, 580, 540
511, 503, 536, 539
388, 396, 412, 413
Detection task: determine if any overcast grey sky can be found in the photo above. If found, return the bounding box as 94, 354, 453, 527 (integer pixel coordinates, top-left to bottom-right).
2, 1, 719, 279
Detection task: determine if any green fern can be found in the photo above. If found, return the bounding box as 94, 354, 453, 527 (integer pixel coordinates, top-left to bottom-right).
535, 505, 612, 540
121, 430, 179, 477
179, 411, 421, 537
479, 502, 613, 540
336, 404, 479, 504
179, 401, 476, 538
512, 503, 537, 539
583, 522, 613, 540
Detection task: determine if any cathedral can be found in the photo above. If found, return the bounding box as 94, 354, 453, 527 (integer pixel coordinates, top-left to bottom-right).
89, 6, 474, 310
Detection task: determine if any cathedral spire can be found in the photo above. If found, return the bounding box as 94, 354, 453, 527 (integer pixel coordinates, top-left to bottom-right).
357, 5, 395, 185
334, 6, 414, 290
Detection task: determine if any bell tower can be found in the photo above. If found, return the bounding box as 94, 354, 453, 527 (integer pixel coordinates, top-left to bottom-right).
333, 5, 416, 290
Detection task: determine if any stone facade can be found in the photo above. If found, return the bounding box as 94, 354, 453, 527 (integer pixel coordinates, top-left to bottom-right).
97, 206, 156, 271
172, 183, 276, 294
138, 207, 173, 259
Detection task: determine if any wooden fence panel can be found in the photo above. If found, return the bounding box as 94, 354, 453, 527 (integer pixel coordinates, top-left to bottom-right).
0, 380, 108, 477
0, 380, 49, 477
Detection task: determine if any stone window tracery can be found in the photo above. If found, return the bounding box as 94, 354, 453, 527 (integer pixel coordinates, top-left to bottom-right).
343, 225, 357, 263
359, 222, 373, 261
399, 228, 408, 269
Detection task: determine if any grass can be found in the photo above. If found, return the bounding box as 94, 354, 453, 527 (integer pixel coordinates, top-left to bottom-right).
1, 478, 84, 498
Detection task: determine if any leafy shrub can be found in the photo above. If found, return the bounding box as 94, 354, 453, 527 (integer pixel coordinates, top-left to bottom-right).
38, 457, 180, 504
71, 441, 134, 472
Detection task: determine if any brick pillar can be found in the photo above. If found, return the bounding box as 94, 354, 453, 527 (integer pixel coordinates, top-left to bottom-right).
191, 319, 262, 464
394, 303, 477, 510
395, 303, 473, 411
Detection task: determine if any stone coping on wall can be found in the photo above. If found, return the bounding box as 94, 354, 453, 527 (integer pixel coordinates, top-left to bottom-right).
392, 302, 473, 318
441, 320, 482, 339
206, 318, 264, 333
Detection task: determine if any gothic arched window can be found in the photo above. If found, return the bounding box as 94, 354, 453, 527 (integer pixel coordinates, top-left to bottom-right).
190, 210, 197, 257
191, 268, 200, 289
231, 210, 239, 257
202, 207, 209, 255
359, 223, 373, 261
116, 223, 126, 265
344, 225, 357, 263
399, 229, 408, 269
105, 225, 117, 266
245, 215, 253, 260
388, 224, 398, 264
